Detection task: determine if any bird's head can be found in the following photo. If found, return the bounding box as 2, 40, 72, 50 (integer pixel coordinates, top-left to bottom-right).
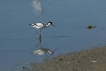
48, 48, 58, 55
48, 22, 56, 27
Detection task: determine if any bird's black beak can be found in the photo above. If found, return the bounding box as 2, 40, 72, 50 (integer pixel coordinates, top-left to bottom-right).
52, 24, 56, 27
51, 48, 57, 55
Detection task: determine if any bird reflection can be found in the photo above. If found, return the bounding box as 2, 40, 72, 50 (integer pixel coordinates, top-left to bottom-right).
31, 36, 57, 55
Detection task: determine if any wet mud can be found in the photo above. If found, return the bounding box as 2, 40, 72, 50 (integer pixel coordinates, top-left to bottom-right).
22, 46, 106, 71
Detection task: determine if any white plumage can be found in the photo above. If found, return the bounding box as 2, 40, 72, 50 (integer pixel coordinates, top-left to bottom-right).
29, 22, 56, 36
31, 48, 53, 55
29, 22, 55, 29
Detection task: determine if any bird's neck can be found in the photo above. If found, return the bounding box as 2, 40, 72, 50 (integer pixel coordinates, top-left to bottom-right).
46, 23, 51, 27
48, 50, 53, 54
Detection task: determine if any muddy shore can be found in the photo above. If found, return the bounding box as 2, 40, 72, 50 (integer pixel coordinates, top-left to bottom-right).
22, 46, 106, 71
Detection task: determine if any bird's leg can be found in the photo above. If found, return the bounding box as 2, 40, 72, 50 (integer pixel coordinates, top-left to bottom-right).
39, 37, 42, 47
36, 42, 40, 48
35, 30, 40, 35
36, 36, 42, 48
40, 29, 41, 38
39, 34, 42, 40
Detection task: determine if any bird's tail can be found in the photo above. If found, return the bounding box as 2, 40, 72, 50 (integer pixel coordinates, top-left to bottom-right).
29, 24, 34, 26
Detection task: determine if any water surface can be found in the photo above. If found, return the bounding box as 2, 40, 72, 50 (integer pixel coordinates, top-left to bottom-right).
0, 0, 106, 71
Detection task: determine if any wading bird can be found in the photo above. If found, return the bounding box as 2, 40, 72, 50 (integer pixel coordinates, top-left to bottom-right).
29, 22, 56, 37
31, 48, 56, 55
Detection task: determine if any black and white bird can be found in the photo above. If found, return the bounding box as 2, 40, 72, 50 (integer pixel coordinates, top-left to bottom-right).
29, 22, 56, 36
31, 48, 57, 55
31, 48, 52, 55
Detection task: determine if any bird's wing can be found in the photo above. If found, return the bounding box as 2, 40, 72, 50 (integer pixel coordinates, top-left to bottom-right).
36, 22, 44, 27
29, 24, 37, 28
32, 49, 43, 54
32, 50, 38, 54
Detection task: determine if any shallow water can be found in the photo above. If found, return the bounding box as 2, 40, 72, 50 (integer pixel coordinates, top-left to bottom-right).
0, 0, 106, 71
